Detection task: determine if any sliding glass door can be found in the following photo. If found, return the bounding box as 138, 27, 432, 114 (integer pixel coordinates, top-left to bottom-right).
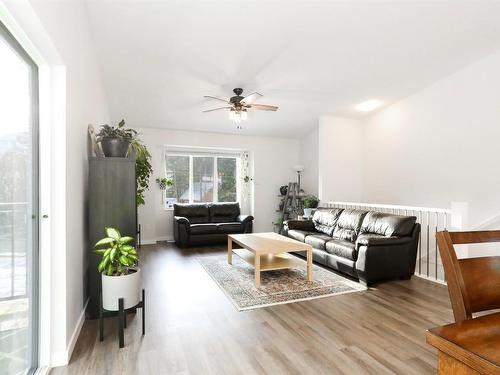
0, 21, 39, 374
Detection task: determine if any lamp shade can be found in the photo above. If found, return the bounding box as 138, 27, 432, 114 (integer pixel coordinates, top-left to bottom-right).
293, 164, 304, 172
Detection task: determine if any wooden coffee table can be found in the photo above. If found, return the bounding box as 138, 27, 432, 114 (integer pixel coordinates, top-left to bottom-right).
227, 232, 313, 288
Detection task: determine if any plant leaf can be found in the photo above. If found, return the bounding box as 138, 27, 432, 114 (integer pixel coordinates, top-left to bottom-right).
119, 255, 129, 266
105, 227, 121, 240
119, 236, 134, 244
98, 260, 106, 272
94, 237, 115, 248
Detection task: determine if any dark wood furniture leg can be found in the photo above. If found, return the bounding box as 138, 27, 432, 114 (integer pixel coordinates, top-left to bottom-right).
118, 298, 124, 348
99, 292, 103, 342
142, 289, 145, 336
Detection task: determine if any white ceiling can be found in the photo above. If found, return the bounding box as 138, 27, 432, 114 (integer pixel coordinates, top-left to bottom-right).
85, 0, 500, 138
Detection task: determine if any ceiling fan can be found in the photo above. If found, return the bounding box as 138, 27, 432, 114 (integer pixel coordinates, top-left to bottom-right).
203, 88, 278, 125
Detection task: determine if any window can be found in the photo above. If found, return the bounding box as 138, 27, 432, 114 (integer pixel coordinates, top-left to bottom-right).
164, 151, 240, 208
0, 21, 39, 374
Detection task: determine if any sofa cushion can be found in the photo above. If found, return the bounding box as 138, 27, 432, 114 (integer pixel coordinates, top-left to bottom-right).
360, 211, 416, 237
332, 209, 368, 243
174, 203, 210, 224
216, 222, 243, 233
209, 203, 240, 223
190, 223, 218, 235
325, 239, 357, 261
305, 234, 332, 250
288, 229, 316, 242
312, 209, 343, 236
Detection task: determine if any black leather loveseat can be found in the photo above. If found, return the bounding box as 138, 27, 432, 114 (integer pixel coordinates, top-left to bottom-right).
173, 202, 253, 247
283, 208, 420, 286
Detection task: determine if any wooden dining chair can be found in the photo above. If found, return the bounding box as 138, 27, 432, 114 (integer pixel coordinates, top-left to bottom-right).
436, 230, 500, 323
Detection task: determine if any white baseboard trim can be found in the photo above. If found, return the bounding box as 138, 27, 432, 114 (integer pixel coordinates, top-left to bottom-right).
51, 298, 89, 367
141, 236, 174, 245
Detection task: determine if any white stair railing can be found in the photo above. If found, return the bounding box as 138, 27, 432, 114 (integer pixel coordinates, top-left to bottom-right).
326, 201, 453, 283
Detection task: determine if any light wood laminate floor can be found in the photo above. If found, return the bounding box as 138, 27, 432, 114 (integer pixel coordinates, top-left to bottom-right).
52, 242, 452, 375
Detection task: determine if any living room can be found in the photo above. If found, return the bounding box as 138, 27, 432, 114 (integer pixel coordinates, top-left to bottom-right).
1, 1, 499, 374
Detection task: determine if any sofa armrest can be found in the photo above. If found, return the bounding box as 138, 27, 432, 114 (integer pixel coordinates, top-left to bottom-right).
355, 235, 417, 285
237, 214, 254, 224
173, 216, 190, 247
284, 219, 315, 232
356, 234, 412, 247
174, 216, 190, 225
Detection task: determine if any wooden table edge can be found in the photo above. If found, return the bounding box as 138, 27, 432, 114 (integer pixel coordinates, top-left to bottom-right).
426, 330, 500, 375
227, 234, 312, 254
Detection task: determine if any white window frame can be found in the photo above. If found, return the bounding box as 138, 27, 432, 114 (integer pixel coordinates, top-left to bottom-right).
163, 148, 242, 209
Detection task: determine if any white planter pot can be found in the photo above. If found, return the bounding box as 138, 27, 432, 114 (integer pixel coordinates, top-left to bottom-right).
303, 208, 313, 218
102, 268, 141, 311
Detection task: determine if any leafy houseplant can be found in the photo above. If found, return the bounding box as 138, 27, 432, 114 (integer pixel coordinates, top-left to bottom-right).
95, 227, 138, 276
96, 119, 136, 157
129, 139, 153, 206
95, 227, 141, 311
302, 195, 320, 218
156, 177, 173, 190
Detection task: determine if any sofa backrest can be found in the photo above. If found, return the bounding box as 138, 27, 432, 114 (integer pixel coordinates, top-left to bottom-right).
209, 202, 240, 223
312, 208, 343, 236
360, 211, 416, 237
332, 209, 368, 243
173, 203, 210, 224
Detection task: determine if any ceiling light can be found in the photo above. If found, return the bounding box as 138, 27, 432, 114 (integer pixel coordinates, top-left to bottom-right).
228, 108, 248, 123
355, 99, 382, 112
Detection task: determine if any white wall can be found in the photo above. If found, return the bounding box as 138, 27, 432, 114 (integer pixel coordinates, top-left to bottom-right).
25, 0, 110, 364
136, 128, 299, 243
318, 116, 363, 203
298, 127, 318, 196
362, 49, 500, 226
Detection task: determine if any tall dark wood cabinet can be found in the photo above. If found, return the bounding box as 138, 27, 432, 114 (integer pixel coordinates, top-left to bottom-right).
88, 157, 137, 319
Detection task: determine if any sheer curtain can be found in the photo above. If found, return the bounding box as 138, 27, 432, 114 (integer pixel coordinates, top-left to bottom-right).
239, 151, 253, 215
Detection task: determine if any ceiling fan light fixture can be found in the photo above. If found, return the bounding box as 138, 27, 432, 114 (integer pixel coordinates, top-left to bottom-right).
204, 88, 278, 124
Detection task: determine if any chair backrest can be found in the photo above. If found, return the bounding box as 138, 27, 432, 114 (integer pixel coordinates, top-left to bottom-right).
436, 230, 500, 322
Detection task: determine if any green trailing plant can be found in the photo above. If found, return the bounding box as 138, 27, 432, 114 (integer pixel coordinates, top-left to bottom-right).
303, 195, 320, 209
156, 177, 173, 190
129, 139, 153, 205
96, 119, 136, 141
94, 227, 139, 276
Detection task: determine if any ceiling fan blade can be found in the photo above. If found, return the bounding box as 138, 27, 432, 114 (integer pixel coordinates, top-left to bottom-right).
203, 95, 230, 103
240, 92, 263, 105
202, 106, 231, 113
250, 104, 278, 111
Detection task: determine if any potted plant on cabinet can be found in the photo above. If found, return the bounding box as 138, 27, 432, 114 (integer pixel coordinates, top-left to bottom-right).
96, 119, 136, 157
94, 227, 141, 311
303, 195, 320, 218
96, 119, 153, 206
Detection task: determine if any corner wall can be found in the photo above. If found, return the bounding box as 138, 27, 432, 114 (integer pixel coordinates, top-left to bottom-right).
362, 49, 500, 226
298, 127, 319, 196
317, 116, 363, 203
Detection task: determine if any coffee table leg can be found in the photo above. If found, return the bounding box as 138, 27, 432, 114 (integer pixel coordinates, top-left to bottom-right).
307, 248, 313, 282
227, 237, 233, 265
255, 254, 261, 288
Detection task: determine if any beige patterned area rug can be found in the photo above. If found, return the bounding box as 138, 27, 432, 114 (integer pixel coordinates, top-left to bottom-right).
198, 254, 367, 311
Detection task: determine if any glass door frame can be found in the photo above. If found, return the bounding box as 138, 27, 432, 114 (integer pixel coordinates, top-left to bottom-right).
0, 20, 40, 374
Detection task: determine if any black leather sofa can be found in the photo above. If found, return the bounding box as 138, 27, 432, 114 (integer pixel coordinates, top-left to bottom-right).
283, 208, 420, 286
173, 202, 253, 247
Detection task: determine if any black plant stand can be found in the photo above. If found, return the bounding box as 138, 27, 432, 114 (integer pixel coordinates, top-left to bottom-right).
99, 289, 145, 348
